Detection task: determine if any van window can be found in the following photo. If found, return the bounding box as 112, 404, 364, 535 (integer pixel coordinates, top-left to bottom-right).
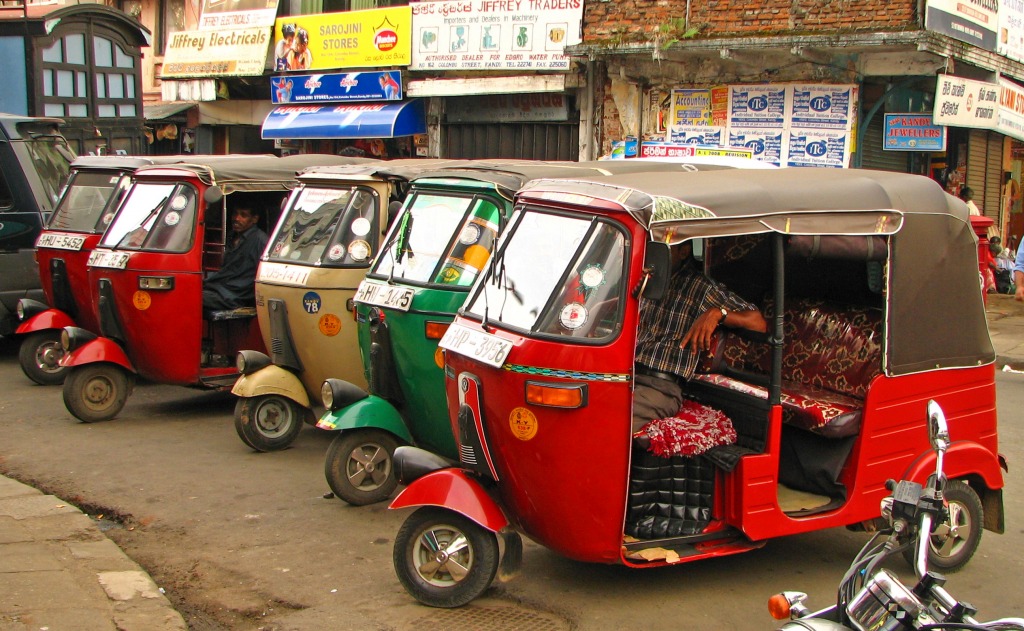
0, 169, 12, 209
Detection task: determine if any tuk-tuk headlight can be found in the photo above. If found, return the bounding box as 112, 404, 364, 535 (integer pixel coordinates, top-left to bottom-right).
321, 378, 368, 412
61, 326, 97, 353
321, 380, 335, 410
236, 350, 271, 376
16, 298, 48, 322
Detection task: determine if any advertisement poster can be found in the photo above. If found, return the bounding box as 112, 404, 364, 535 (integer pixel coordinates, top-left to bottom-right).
790, 85, 854, 128
161, 27, 271, 77
274, 7, 411, 72
271, 71, 402, 104
925, 0, 998, 52
728, 129, 783, 165
670, 88, 711, 126
669, 125, 724, 145
199, 0, 280, 29
998, 0, 1024, 62
639, 143, 752, 159
409, 0, 583, 71
932, 74, 999, 129
883, 114, 947, 151
787, 129, 850, 168
728, 86, 786, 128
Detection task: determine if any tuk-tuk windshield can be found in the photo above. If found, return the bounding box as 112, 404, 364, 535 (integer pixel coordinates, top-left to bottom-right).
24, 135, 74, 207
464, 209, 627, 340
372, 192, 501, 288
47, 170, 130, 233
266, 185, 378, 267
100, 182, 197, 252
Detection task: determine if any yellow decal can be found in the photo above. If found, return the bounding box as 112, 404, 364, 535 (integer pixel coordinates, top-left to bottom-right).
440, 266, 461, 283
318, 313, 342, 337
132, 290, 151, 311
434, 346, 444, 369
509, 407, 538, 441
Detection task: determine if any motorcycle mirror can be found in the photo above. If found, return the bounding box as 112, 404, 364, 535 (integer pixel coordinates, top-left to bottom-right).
204, 185, 224, 206
926, 400, 949, 453
640, 242, 671, 301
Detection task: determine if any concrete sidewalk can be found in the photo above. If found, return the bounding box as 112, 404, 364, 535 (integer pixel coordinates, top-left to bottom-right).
1, 295, 1022, 631
0, 475, 185, 631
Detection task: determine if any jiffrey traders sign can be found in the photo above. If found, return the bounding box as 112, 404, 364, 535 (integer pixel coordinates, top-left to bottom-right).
162, 27, 271, 77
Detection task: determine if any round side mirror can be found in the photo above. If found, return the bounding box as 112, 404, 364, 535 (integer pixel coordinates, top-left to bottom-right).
204, 185, 224, 206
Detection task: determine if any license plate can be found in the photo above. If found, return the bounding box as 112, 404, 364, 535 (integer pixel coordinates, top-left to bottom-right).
439, 322, 512, 368
88, 249, 131, 269
354, 280, 414, 311
36, 232, 86, 251
257, 262, 311, 286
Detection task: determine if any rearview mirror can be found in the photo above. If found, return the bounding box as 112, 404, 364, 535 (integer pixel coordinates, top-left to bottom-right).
640, 242, 671, 301
927, 400, 949, 454
204, 186, 224, 206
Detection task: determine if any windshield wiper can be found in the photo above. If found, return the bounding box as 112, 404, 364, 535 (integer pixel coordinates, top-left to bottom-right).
111, 196, 168, 250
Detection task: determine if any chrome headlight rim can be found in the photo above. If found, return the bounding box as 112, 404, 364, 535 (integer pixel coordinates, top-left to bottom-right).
61, 326, 97, 353
236, 350, 271, 376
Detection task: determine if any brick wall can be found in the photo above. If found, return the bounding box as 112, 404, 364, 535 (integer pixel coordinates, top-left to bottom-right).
584, 0, 918, 44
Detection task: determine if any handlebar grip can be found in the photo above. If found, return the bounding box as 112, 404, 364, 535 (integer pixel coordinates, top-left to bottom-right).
885, 479, 896, 491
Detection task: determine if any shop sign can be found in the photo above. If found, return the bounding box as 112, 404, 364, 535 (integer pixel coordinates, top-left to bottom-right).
275, 7, 411, 71
409, 0, 582, 71
932, 74, 999, 129
638, 143, 753, 159
271, 71, 402, 104
998, 78, 1024, 142
925, 0, 998, 52
198, 0, 280, 30
446, 93, 567, 122
161, 27, 271, 77
883, 114, 946, 151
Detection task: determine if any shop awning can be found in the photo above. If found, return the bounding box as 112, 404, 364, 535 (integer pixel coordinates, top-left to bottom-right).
261, 100, 426, 140
144, 101, 195, 121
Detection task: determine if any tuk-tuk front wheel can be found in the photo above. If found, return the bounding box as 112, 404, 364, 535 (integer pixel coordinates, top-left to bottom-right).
234, 395, 305, 452
324, 429, 398, 506
19, 330, 68, 386
62, 364, 132, 423
903, 479, 983, 572
394, 506, 499, 608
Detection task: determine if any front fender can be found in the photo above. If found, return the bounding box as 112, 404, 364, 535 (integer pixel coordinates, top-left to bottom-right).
15, 309, 75, 335
902, 440, 1005, 492
315, 394, 413, 443
231, 366, 310, 408
60, 336, 134, 372
390, 468, 509, 533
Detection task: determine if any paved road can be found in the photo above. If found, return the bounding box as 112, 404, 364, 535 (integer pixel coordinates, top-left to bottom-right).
0, 342, 1021, 630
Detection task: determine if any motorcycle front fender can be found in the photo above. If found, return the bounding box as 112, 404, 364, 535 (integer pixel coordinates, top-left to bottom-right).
390, 468, 509, 533
60, 336, 134, 372
231, 366, 310, 408
15, 309, 75, 335
315, 394, 413, 443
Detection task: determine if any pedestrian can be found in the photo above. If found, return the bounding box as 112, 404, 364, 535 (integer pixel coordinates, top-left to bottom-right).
960, 186, 980, 216
202, 202, 268, 315
632, 241, 767, 447
1002, 171, 1021, 238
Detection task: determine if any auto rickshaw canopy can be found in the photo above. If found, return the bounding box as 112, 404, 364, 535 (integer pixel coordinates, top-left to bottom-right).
129, 154, 371, 193
518, 167, 993, 377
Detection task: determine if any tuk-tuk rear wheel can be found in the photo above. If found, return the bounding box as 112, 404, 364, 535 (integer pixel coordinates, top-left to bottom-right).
19, 330, 68, 386
62, 364, 132, 423
394, 506, 499, 608
903, 479, 983, 573
324, 429, 398, 506
234, 395, 305, 452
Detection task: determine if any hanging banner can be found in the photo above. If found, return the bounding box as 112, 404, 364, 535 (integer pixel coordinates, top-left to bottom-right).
274, 7, 412, 72
998, 0, 1024, 62
161, 27, 271, 77
198, 0, 280, 30
925, 0, 998, 52
883, 114, 947, 151
409, 0, 582, 71
271, 71, 402, 104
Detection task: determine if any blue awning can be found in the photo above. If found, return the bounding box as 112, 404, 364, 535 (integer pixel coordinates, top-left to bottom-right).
261, 100, 426, 140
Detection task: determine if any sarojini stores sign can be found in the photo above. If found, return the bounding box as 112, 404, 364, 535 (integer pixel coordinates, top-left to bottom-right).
161, 27, 271, 77
932, 73, 1024, 142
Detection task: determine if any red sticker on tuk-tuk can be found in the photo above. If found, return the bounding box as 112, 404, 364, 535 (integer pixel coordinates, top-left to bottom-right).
132, 291, 151, 311
318, 313, 342, 337
509, 407, 538, 441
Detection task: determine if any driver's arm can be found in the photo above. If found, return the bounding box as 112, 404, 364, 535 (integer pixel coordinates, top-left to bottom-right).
681, 306, 766, 352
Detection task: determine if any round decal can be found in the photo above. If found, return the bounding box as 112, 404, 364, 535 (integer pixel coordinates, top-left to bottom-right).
462, 244, 489, 270
164, 211, 181, 226
580, 265, 605, 289
459, 223, 482, 245
170, 195, 188, 211
328, 244, 345, 261
433, 346, 445, 369
318, 313, 342, 337
351, 217, 371, 236
302, 291, 322, 314
102, 212, 114, 226
559, 303, 588, 330
440, 266, 461, 283
272, 241, 284, 255
132, 290, 152, 311
509, 407, 538, 441
348, 240, 371, 262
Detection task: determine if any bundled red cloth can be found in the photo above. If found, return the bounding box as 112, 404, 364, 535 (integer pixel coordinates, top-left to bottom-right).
636, 399, 737, 458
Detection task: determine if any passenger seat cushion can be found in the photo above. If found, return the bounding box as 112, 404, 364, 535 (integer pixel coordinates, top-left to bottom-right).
636, 399, 737, 458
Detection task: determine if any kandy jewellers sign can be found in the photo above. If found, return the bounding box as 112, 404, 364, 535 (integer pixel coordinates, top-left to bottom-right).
410, 0, 582, 71
161, 27, 270, 77
883, 114, 947, 151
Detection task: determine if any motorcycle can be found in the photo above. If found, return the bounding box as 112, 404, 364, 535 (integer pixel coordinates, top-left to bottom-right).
768, 400, 1021, 631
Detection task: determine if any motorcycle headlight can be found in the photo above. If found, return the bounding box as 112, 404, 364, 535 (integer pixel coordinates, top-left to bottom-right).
321, 380, 335, 410
236, 350, 271, 376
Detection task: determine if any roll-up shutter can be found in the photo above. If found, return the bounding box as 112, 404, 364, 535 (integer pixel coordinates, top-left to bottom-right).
443, 122, 579, 160
860, 114, 910, 172
967, 129, 1004, 219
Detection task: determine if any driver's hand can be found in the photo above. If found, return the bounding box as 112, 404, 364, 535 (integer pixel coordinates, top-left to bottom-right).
680, 308, 722, 352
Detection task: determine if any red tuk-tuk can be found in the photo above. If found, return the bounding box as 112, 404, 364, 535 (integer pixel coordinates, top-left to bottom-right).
58, 154, 361, 422
16, 156, 208, 385
389, 167, 1005, 607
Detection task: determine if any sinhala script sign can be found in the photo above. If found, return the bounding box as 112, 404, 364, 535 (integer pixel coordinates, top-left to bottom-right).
410, 0, 582, 71
932, 74, 999, 129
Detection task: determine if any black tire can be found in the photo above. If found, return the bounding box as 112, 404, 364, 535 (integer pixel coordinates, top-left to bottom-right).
19, 330, 68, 385
62, 364, 132, 423
324, 429, 399, 506
393, 507, 499, 608
234, 395, 305, 452
903, 479, 983, 573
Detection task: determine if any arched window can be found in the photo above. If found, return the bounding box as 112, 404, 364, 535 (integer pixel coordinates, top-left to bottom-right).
41, 31, 140, 119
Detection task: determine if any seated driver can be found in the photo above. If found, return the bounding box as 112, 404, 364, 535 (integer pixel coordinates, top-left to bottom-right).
633, 241, 767, 439
202, 202, 268, 315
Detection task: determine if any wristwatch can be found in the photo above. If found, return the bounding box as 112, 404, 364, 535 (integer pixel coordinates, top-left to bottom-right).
719, 307, 728, 323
